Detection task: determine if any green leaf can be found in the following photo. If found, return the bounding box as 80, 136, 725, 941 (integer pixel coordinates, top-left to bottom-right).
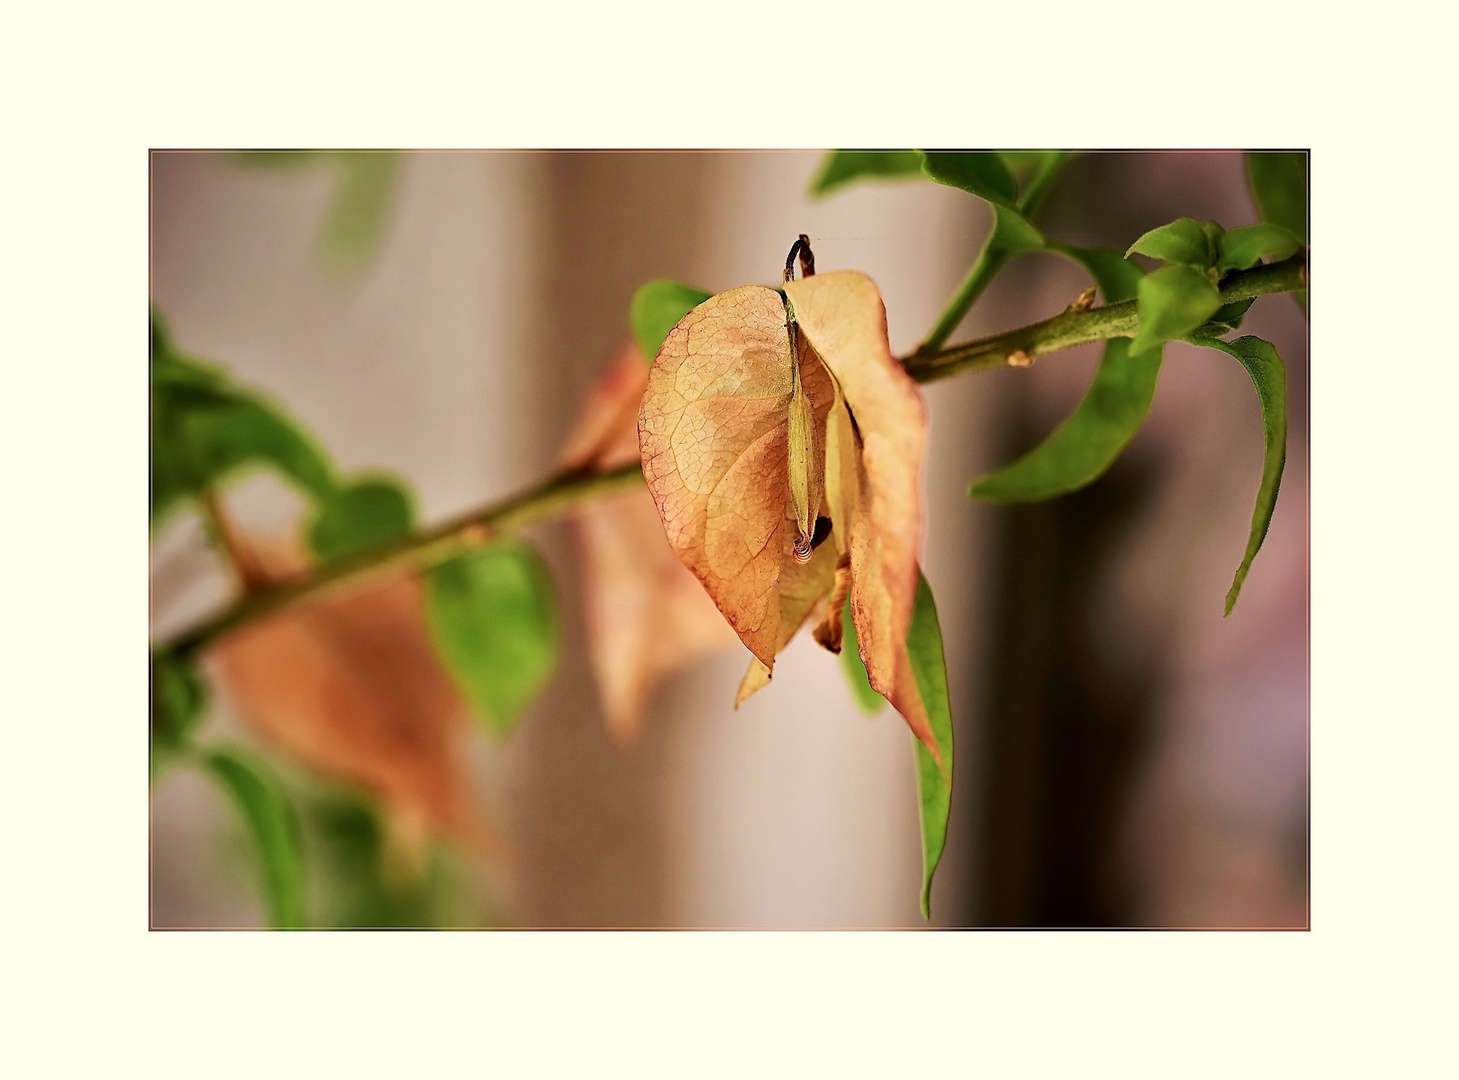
907, 573, 954, 920
1050, 243, 1143, 304
1130, 264, 1222, 356
971, 246, 1159, 503
318, 152, 401, 271
808, 150, 924, 197
629, 280, 713, 363
1245, 152, 1307, 242
151, 320, 339, 527
919, 151, 1019, 207
202, 746, 307, 929
425, 539, 560, 738
1197, 297, 1257, 336
308, 476, 415, 562
1216, 223, 1303, 274
1126, 217, 1220, 268
151, 651, 207, 773
839, 592, 886, 715
970, 339, 1161, 503
1187, 336, 1288, 615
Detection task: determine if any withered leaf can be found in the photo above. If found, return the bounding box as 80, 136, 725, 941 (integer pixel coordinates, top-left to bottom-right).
640, 269, 940, 760
563, 340, 739, 741
209, 540, 498, 865
638, 285, 836, 672
784, 271, 936, 758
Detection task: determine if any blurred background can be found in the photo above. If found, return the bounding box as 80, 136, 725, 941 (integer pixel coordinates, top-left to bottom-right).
149, 150, 1307, 929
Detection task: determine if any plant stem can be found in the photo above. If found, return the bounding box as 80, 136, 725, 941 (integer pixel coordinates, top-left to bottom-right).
917, 153, 1069, 353
903, 253, 1305, 383
164, 462, 645, 659
155, 253, 1304, 658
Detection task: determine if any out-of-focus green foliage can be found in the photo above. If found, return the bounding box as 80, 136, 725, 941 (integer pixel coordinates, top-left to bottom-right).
308, 476, 416, 563
151, 309, 338, 529
1216, 223, 1303, 274
808, 150, 924, 197
426, 539, 560, 739
1245, 152, 1307, 242
202, 746, 307, 929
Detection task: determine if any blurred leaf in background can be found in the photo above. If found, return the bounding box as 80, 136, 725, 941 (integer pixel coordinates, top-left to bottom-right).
562, 336, 739, 742
151, 308, 339, 529
201, 745, 306, 929
232, 150, 402, 273
629, 280, 713, 363
1244, 152, 1307, 242
808, 150, 924, 197
308, 475, 416, 562
426, 539, 560, 740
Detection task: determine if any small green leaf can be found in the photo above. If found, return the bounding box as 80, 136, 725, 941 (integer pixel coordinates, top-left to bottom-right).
907, 573, 954, 920
919, 151, 1019, 207
202, 746, 307, 929
808, 150, 924, 197
1197, 297, 1257, 336
308, 476, 415, 562
1245, 152, 1307, 242
1187, 336, 1288, 614
1216, 223, 1303, 274
839, 593, 885, 715
151, 651, 207, 772
1130, 264, 1222, 356
1126, 217, 1219, 268
629, 280, 713, 363
318, 152, 401, 271
425, 539, 560, 738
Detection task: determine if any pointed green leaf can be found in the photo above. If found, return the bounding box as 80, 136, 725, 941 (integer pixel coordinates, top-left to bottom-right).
907, 573, 953, 920
202, 746, 307, 929
1126, 217, 1220, 268
970, 339, 1161, 503
839, 592, 886, 715
808, 150, 925, 197
629, 280, 713, 363
971, 246, 1157, 503
1130, 264, 1222, 356
1188, 336, 1288, 614
1216, 223, 1303, 274
919, 151, 1019, 207
308, 476, 416, 562
1245, 152, 1307, 242
425, 539, 560, 738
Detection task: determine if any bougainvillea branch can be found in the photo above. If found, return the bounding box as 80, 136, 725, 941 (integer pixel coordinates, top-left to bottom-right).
156, 252, 1305, 659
